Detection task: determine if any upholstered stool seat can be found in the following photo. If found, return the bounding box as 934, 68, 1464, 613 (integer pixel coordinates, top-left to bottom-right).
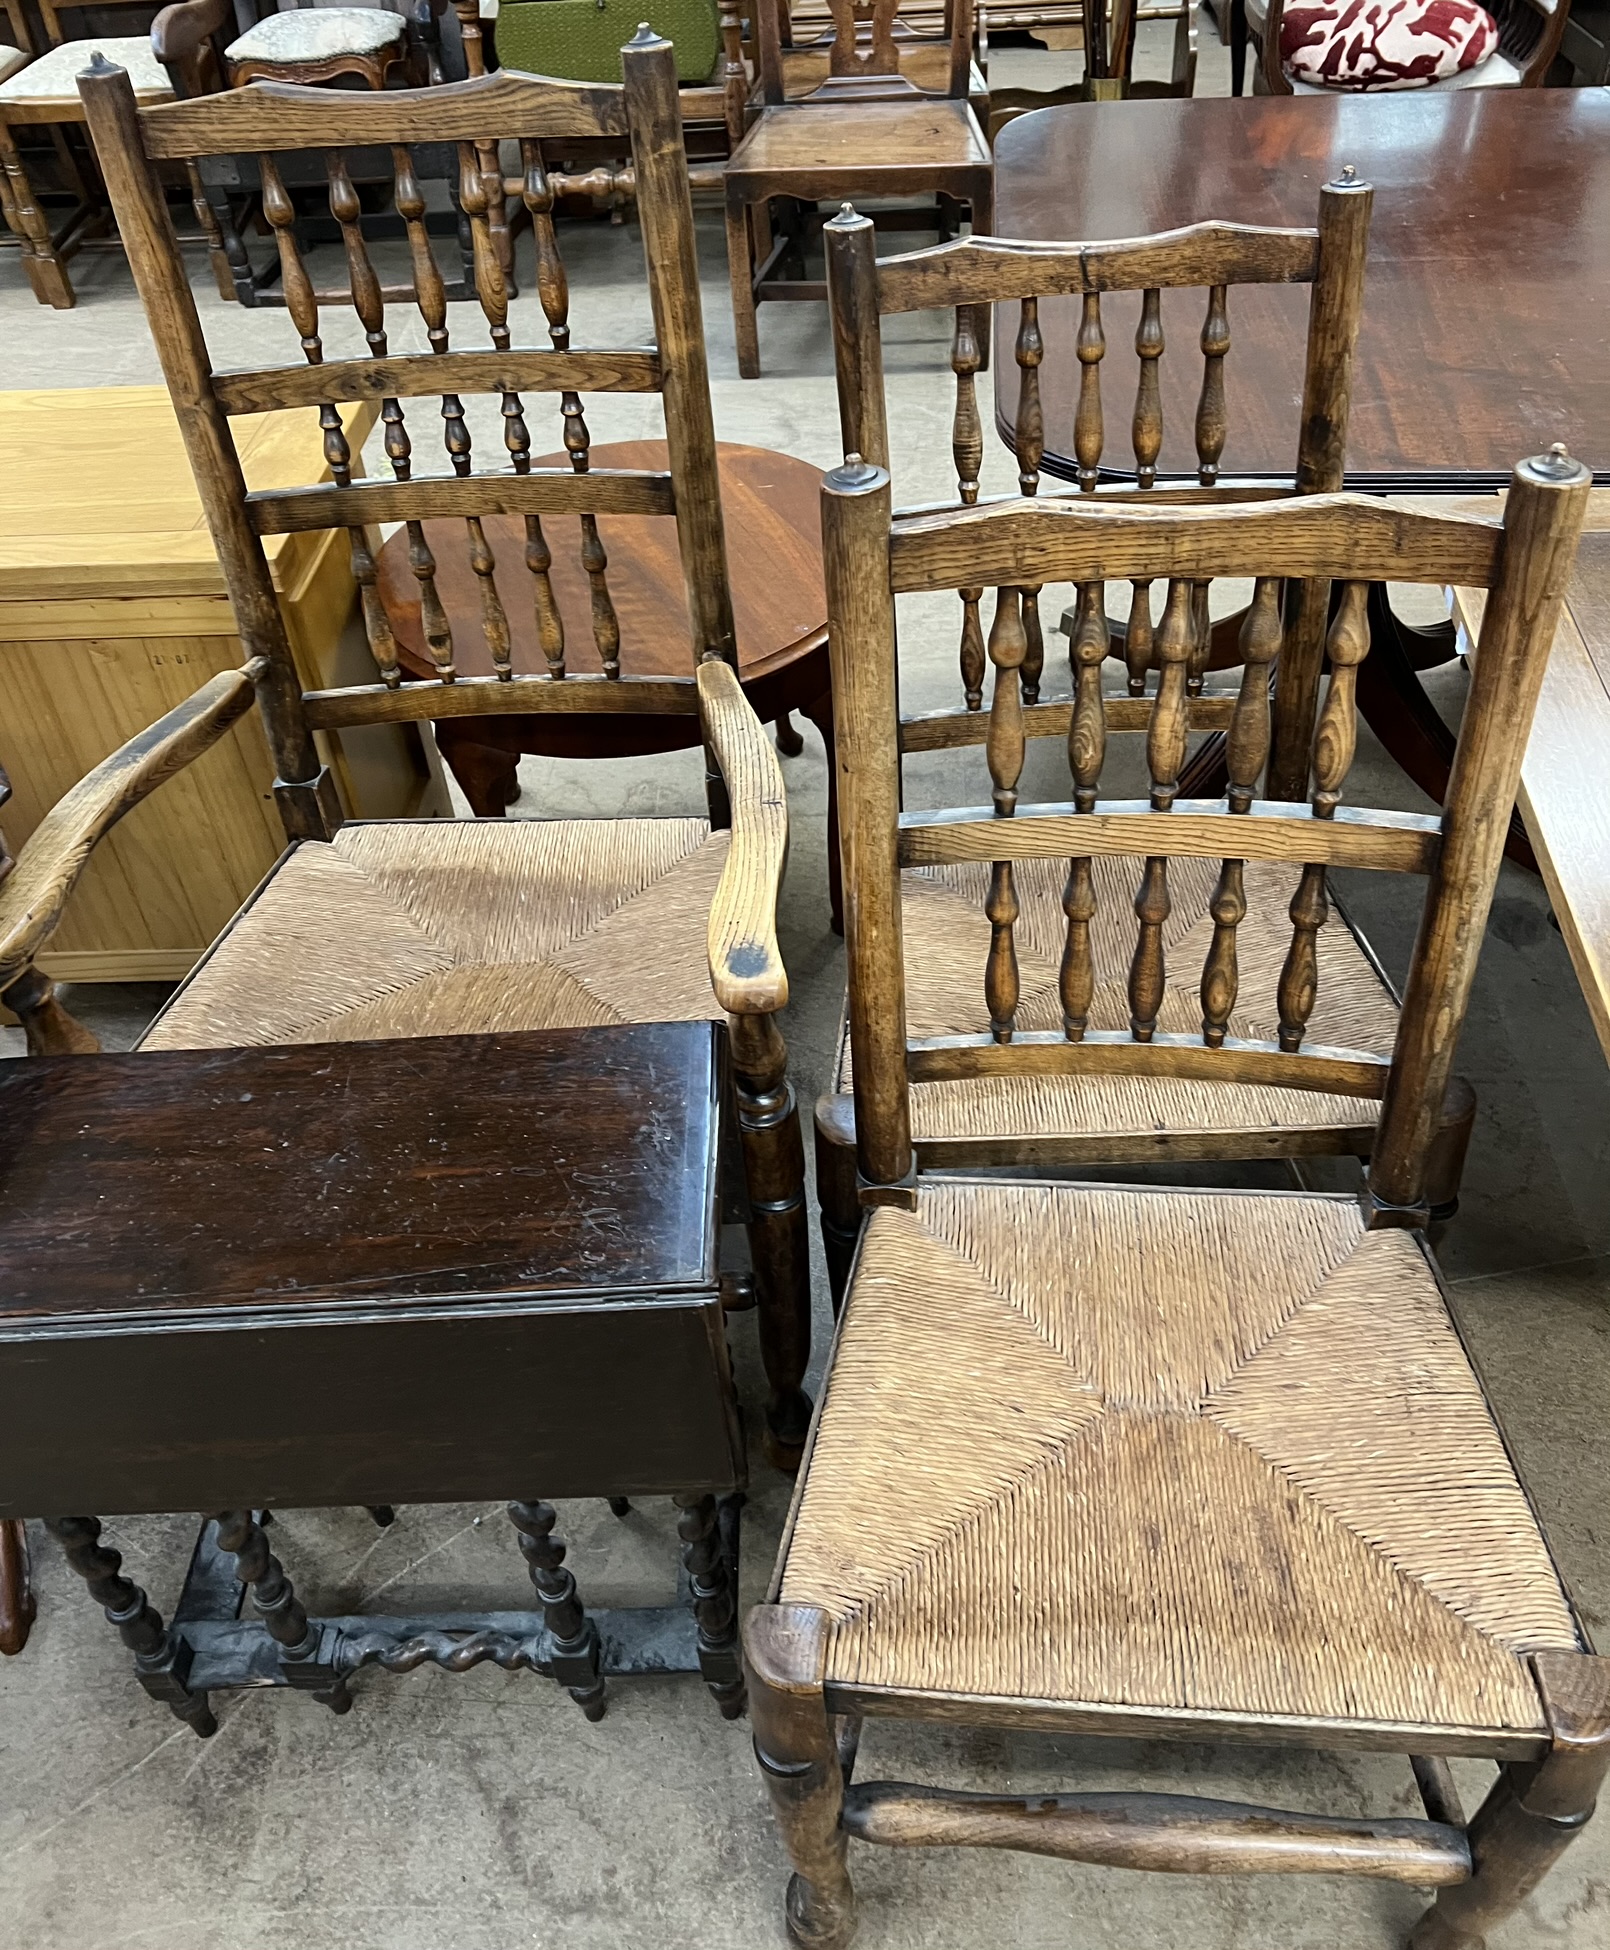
141, 817, 730, 1050
0, 35, 172, 104
224, 6, 407, 66
780, 1176, 1582, 1738
834, 855, 1400, 1150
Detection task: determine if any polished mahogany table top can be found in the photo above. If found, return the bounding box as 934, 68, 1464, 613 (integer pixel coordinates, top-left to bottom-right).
992, 91, 1610, 491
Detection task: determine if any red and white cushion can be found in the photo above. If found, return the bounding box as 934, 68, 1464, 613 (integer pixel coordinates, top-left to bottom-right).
1277, 0, 1504, 89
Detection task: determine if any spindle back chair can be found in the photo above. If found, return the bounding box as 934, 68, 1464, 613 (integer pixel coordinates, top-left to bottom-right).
746, 446, 1602, 1950
826, 176, 1370, 761
74, 33, 814, 1469
812, 184, 1402, 1296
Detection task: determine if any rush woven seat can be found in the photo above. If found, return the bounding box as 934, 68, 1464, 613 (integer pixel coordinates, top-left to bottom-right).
142, 819, 729, 1050
835, 855, 1399, 1148
779, 1177, 1579, 1738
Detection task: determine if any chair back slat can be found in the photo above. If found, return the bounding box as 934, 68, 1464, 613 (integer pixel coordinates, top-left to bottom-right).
819, 458, 1590, 1223
77, 35, 732, 833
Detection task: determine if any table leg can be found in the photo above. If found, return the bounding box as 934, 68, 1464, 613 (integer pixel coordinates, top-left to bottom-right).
1358, 583, 1537, 870
0, 1520, 35, 1656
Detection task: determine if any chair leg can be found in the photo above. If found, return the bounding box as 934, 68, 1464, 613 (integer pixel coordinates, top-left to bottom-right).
775, 711, 806, 757
746, 1605, 858, 1950
0, 122, 75, 309
800, 690, 843, 936
507, 1500, 607, 1720
1230, 0, 1249, 93
46, 1517, 217, 1736
814, 1098, 861, 1313
730, 1010, 813, 1471
1426, 1075, 1477, 1233
1409, 1653, 1610, 1949
0, 1520, 36, 1657
726, 191, 763, 379
675, 1492, 746, 1719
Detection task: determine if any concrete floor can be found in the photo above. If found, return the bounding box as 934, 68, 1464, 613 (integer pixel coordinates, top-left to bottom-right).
4, 19, 1610, 1948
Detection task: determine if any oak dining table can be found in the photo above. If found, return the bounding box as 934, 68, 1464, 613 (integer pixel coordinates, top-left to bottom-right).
989, 89, 1610, 1053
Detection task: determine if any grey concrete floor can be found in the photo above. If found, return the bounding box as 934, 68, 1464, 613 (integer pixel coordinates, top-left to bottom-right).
3, 21, 1610, 1948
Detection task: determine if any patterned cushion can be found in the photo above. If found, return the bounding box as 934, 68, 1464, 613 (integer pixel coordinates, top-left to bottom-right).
226, 6, 406, 64
0, 35, 172, 102
1280, 0, 1499, 88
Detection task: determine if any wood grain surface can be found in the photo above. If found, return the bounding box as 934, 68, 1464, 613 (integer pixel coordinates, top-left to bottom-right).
992, 92, 1610, 489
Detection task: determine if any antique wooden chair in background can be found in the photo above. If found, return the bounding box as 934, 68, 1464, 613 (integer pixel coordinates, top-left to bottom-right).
0, 658, 771, 1726
0, 0, 203, 306
749, 447, 1600, 1950
811, 186, 1492, 1297
1238, 0, 1571, 91
724, 0, 992, 378
71, 35, 813, 1469
771, 0, 990, 108
986, 0, 1195, 135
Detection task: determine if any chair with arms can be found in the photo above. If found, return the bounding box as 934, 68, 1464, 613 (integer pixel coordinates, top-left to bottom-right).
70, 34, 813, 1472
724, 0, 992, 378
748, 445, 1599, 1950
813, 186, 1482, 1299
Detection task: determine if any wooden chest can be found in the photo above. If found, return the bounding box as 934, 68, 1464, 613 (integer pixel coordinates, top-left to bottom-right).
0, 387, 449, 985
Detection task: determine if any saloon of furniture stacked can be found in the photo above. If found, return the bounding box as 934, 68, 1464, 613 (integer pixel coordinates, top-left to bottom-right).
0, 14, 1606, 1950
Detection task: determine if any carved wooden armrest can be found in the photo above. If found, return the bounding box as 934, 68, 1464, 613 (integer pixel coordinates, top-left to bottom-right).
150, 0, 234, 66
0, 664, 261, 989
697, 658, 789, 1018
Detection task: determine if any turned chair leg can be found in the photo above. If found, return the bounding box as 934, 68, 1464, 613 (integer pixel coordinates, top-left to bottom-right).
1410, 1653, 1610, 1949
1426, 1074, 1478, 1233
507, 1500, 607, 1720
1, 964, 100, 1054
0, 121, 76, 308
746, 1605, 858, 1950
0, 1520, 36, 1656
675, 1492, 746, 1719
726, 191, 762, 379
46, 1517, 217, 1735
774, 712, 805, 757
729, 1010, 813, 1471
813, 1102, 861, 1314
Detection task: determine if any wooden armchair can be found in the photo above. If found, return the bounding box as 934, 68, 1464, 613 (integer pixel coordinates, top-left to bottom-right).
724, 0, 992, 377
72, 36, 812, 1470
810, 187, 1491, 1301
748, 446, 1599, 1950
1240, 0, 1570, 92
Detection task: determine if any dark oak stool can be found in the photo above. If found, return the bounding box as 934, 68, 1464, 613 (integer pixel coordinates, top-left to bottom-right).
0, 1020, 747, 1731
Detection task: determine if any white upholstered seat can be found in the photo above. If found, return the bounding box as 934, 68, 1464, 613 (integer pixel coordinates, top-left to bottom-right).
0, 36, 172, 103
225, 6, 406, 63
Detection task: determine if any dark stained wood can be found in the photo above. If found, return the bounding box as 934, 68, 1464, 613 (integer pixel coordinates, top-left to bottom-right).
992, 92, 1610, 491
0, 1022, 743, 1515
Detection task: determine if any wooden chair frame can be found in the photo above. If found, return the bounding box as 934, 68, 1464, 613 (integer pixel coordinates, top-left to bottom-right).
725, 0, 992, 377
809, 186, 1483, 1297
72, 35, 812, 1466
746, 448, 1600, 1950
1246, 0, 1570, 93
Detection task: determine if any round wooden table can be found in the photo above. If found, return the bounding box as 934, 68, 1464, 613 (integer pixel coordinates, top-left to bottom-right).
378, 440, 839, 927
989, 89, 1610, 857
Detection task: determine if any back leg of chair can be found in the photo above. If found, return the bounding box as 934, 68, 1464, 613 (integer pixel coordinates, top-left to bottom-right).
433, 721, 522, 814
726, 190, 763, 380
0, 1521, 35, 1656
814, 1096, 861, 1312
0, 122, 75, 308
1426, 1075, 1478, 1234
